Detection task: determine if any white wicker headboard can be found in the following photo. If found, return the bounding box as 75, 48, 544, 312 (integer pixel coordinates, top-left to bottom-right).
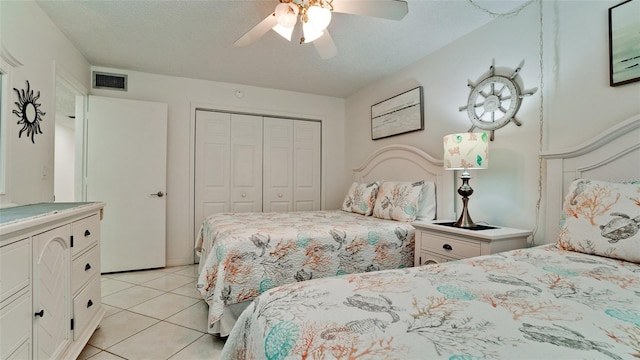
352, 144, 455, 221
541, 114, 640, 243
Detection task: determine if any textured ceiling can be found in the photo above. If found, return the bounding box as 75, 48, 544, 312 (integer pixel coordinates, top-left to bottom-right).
37, 0, 530, 98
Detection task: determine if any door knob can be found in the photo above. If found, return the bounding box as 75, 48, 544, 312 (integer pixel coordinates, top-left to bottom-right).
241, 193, 247, 198
150, 191, 165, 197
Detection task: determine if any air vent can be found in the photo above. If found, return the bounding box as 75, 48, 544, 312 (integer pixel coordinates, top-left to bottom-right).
92, 71, 127, 91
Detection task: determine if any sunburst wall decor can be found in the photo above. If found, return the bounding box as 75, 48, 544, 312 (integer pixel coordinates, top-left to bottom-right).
13, 80, 46, 144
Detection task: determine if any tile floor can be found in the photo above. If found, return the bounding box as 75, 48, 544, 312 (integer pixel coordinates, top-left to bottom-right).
77, 265, 225, 360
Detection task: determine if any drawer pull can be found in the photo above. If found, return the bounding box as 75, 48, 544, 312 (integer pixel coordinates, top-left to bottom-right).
84, 230, 91, 237
34, 310, 44, 318
442, 244, 453, 251
85, 263, 92, 271
87, 299, 94, 308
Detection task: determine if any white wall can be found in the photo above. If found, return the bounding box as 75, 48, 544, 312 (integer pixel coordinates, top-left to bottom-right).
1, 0, 91, 205
5, 0, 638, 267
345, 1, 640, 245
90, 67, 346, 266
54, 122, 75, 202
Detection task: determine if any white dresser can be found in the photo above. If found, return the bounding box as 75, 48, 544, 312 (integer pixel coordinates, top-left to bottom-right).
0, 202, 105, 360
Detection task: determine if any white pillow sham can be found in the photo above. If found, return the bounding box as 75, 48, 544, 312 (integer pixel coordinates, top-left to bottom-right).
372, 180, 424, 222
341, 181, 379, 215
415, 181, 436, 221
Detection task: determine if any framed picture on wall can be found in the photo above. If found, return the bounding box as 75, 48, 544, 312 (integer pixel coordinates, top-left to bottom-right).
371, 86, 424, 140
609, 0, 640, 86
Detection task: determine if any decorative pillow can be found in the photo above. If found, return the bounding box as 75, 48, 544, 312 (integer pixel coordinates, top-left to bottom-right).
557, 179, 640, 263
341, 181, 379, 215
415, 181, 436, 221
373, 181, 424, 222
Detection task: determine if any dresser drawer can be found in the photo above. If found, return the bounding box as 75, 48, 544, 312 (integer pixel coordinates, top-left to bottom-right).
0, 238, 31, 303
421, 233, 481, 259
0, 291, 32, 360
73, 276, 101, 339
72, 214, 100, 256
72, 245, 100, 294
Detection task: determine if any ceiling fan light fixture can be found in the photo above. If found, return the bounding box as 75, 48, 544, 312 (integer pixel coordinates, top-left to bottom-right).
302, 21, 324, 43
272, 23, 295, 41
307, 5, 332, 31
275, 2, 298, 28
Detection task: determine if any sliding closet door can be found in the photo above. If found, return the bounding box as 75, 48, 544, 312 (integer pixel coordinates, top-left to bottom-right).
195, 111, 263, 222
263, 118, 293, 212
195, 110, 231, 232
263, 118, 321, 212
293, 120, 321, 211
229, 114, 263, 212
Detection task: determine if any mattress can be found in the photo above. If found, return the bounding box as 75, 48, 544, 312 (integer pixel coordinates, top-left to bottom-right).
222, 244, 640, 359
195, 210, 416, 336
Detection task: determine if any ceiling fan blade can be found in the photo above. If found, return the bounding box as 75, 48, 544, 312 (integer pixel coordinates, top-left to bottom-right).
332, 0, 408, 20
234, 12, 278, 47
313, 31, 338, 60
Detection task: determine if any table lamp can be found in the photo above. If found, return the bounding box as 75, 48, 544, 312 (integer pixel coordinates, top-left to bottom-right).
443, 132, 489, 228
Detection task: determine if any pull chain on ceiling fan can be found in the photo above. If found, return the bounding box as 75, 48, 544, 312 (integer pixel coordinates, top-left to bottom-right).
234, 0, 409, 60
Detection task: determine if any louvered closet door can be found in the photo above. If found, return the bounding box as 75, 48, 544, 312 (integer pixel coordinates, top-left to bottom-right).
195, 110, 231, 231
293, 120, 321, 211
230, 114, 263, 212
263, 118, 294, 212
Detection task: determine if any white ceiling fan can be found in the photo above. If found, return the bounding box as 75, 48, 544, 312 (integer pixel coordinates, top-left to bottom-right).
234, 0, 409, 60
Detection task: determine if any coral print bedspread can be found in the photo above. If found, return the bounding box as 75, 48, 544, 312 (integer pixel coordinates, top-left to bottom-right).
195, 210, 415, 334
222, 245, 640, 360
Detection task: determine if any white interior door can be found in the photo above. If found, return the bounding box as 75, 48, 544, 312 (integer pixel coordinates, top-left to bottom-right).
229, 114, 263, 212
193, 112, 262, 245
293, 120, 321, 211
86, 96, 167, 273
263, 118, 293, 212
194, 110, 231, 236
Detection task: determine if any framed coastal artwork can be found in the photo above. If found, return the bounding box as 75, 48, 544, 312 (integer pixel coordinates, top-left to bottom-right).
609, 0, 640, 86
371, 86, 424, 140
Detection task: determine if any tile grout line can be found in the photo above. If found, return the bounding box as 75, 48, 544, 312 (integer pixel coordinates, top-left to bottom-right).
84, 265, 216, 360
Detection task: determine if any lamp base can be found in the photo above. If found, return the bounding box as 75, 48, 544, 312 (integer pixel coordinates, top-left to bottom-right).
453, 197, 477, 228
453, 170, 478, 228
436, 222, 497, 230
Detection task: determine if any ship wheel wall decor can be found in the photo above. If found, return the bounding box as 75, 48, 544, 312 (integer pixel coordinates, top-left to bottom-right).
459, 59, 537, 141
13, 80, 46, 144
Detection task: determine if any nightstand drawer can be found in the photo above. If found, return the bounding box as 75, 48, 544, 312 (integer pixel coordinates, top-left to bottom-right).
418, 251, 449, 265
421, 233, 481, 259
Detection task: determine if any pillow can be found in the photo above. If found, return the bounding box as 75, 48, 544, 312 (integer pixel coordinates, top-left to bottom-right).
415, 181, 436, 221
557, 179, 640, 263
341, 181, 379, 215
372, 180, 424, 222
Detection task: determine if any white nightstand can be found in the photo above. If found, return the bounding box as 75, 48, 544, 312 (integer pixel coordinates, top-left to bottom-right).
412, 220, 531, 266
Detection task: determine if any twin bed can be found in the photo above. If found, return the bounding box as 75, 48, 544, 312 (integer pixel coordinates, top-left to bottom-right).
195, 145, 454, 336
198, 116, 640, 359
